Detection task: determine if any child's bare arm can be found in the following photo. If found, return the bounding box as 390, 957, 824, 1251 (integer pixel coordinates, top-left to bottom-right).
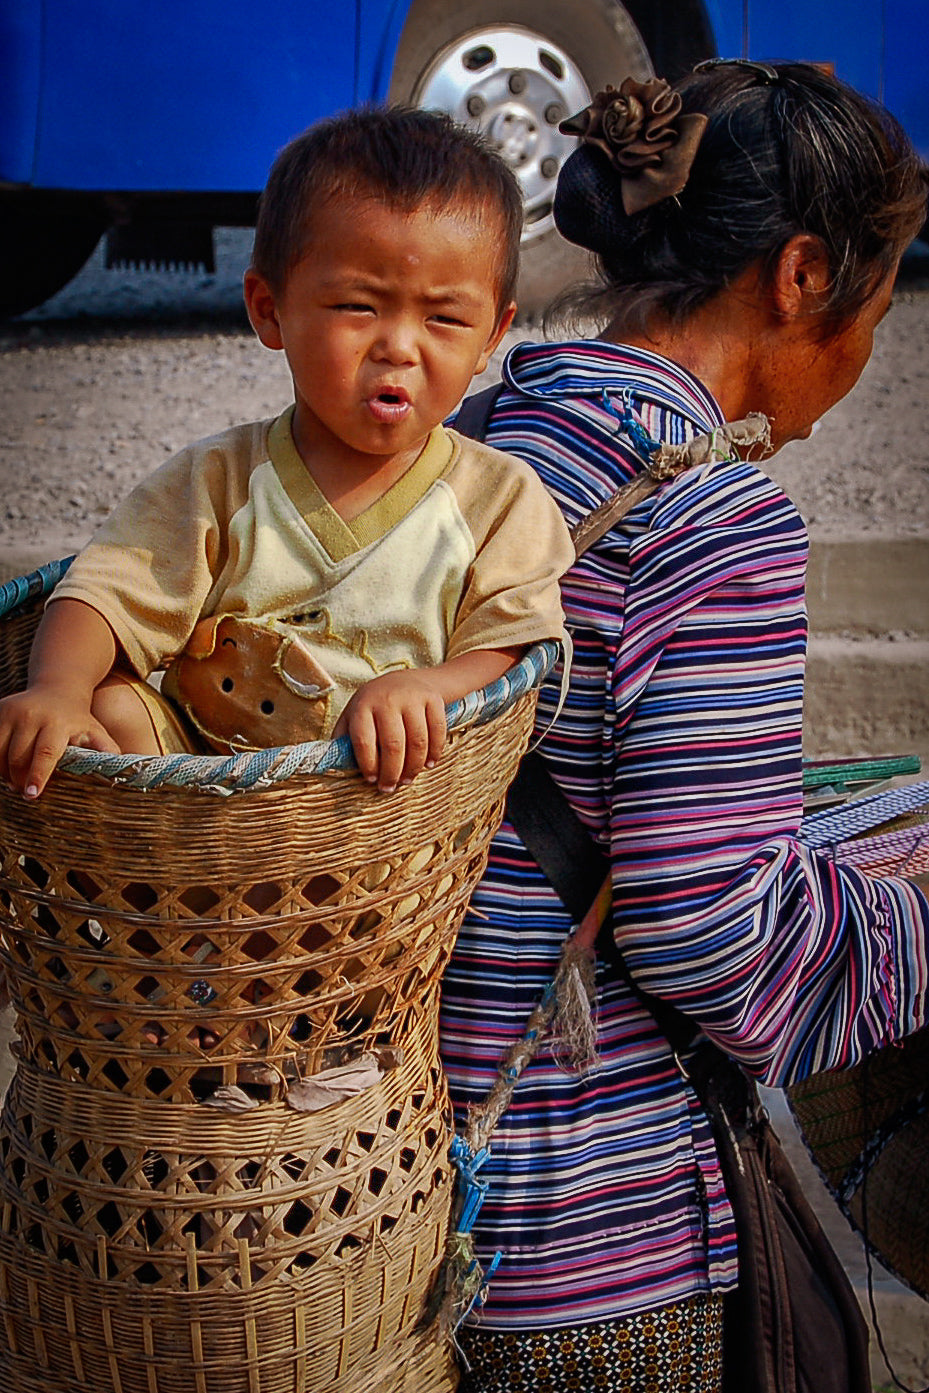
0, 599, 121, 798
335, 646, 523, 793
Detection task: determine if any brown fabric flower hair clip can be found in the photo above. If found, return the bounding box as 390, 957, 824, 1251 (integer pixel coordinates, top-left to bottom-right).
559, 77, 708, 215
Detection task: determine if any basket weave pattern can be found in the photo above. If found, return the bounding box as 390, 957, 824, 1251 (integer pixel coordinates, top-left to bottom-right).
0, 586, 542, 1391
789, 1024, 929, 1302
792, 784, 929, 1303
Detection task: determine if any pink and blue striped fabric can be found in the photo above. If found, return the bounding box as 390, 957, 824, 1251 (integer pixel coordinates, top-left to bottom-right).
440, 339, 929, 1330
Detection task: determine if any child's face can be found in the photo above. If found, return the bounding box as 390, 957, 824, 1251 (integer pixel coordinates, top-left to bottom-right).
245, 194, 516, 480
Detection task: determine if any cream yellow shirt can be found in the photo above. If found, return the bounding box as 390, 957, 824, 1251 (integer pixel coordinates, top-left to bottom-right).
53, 410, 573, 744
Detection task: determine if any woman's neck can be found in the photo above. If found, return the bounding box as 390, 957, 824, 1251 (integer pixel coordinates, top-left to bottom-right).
599, 275, 767, 423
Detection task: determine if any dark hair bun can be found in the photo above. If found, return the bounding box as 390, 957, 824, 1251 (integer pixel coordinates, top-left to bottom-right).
553, 63, 926, 330
554, 145, 647, 257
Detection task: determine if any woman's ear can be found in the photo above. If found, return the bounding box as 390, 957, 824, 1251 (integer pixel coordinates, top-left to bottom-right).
244, 269, 285, 350
771, 234, 831, 320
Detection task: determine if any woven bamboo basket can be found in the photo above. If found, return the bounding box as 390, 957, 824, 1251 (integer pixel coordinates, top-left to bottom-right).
0, 560, 556, 1393
792, 779, 929, 1300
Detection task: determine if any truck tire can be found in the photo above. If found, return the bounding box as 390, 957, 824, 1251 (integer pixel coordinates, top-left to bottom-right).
0, 199, 106, 319
390, 0, 654, 319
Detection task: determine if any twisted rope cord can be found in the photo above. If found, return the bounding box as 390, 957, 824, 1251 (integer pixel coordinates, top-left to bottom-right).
55, 641, 558, 791
0, 555, 74, 616
441, 397, 774, 1326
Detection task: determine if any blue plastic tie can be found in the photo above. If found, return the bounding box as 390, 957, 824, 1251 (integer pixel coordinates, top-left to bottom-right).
599, 387, 662, 462
450, 1134, 493, 1234
455, 1248, 503, 1329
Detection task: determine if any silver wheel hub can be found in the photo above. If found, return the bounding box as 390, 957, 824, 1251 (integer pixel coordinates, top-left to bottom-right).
412, 25, 590, 242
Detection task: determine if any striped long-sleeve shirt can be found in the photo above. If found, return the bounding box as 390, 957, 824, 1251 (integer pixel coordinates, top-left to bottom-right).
440, 338, 929, 1329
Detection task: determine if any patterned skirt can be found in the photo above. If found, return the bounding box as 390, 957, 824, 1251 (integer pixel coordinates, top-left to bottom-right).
456, 1291, 725, 1393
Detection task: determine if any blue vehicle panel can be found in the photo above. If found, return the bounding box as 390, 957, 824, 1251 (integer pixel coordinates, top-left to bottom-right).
0, 2, 43, 184
1, 1, 925, 191
746, 0, 883, 109
0, 0, 924, 318
883, 0, 929, 160
28, 0, 363, 190
699, 0, 744, 65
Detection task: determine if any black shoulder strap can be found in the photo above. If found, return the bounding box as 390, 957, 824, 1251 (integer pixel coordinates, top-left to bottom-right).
505, 752, 609, 925
458, 376, 697, 1054
452, 382, 506, 442
506, 753, 698, 1057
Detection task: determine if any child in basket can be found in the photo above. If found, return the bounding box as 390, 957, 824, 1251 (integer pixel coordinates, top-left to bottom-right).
0, 108, 574, 797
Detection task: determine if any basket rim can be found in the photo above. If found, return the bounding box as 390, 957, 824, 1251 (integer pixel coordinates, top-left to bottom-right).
0, 556, 559, 793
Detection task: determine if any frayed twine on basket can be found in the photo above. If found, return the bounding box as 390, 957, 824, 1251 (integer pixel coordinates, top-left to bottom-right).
429, 1140, 502, 1344
550, 936, 601, 1074
648, 411, 772, 479
433, 931, 603, 1342
437, 1231, 501, 1336
430, 1228, 502, 1375
460, 946, 600, 1167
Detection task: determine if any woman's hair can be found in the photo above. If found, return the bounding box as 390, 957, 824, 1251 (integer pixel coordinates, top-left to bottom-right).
252, 106, 523, 315
553, 61, 927, 333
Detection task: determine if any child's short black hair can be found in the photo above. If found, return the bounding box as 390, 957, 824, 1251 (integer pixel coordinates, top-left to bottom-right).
252, 106, 523, 316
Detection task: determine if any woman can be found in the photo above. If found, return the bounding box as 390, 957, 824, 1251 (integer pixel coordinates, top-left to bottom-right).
441, 61, 929, 1391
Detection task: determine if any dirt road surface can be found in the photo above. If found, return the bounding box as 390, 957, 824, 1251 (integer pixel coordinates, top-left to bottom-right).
1, 231, 928, 568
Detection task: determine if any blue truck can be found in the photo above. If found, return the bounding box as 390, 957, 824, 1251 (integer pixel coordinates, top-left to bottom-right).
1, 0, 925, 318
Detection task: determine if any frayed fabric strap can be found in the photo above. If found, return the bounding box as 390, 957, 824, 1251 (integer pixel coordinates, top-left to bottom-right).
571, 409, 771, 557
453, 382, 771, 564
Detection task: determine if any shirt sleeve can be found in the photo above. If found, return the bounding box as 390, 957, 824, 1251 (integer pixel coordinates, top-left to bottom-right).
605, 463, 929, 1086
442, 430, 575, 658
46, 428, 258, 677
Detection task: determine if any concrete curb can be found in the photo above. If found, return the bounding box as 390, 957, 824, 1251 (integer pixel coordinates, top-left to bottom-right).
806, 537, 929, 637
805, 637, 929, 757
802, 536, 928, 763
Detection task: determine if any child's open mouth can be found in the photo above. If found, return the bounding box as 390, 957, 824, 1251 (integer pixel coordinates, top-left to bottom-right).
366, 389, 412, 425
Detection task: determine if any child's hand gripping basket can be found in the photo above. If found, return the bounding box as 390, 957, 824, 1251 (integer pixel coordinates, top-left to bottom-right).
0, 560, 557, 1393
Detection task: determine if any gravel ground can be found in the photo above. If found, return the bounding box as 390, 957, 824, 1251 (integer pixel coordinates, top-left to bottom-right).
1, 230, 928, 574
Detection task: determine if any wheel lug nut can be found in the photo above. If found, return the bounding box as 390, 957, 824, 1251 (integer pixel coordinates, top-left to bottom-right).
508, 71, 527, 94
544, 103, 564, 124
541, 156, 559, 179
466, 94, 486, 117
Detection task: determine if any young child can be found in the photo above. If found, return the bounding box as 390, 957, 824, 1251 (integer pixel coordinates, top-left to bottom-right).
0, 108, 574, 797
